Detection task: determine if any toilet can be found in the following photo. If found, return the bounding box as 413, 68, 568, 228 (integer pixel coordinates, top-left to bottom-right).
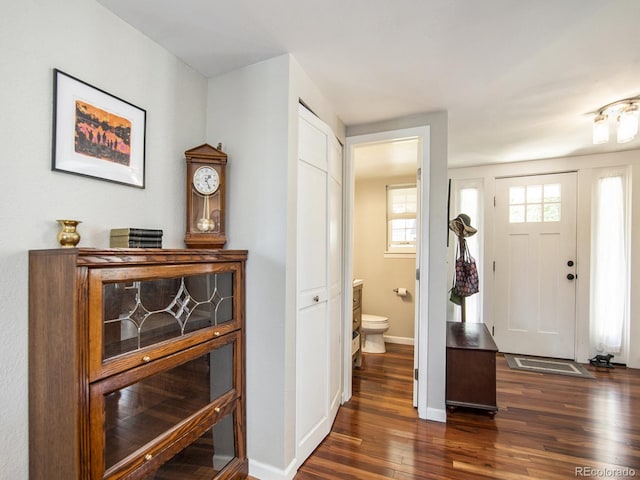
361, 314, 390, 353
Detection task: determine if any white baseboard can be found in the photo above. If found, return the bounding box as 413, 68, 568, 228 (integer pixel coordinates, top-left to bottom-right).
426, 407, 447, 423
383, 335, 414, 345
249, 457, 297, 480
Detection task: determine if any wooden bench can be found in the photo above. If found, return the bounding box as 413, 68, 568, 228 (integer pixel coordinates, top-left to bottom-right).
446, 321, 498, 417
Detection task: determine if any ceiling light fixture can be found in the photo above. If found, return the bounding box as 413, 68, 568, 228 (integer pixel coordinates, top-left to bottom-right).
593, 96, 640, 144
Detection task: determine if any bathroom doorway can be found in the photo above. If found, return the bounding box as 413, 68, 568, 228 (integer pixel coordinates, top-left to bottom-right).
344, 126, 428, 413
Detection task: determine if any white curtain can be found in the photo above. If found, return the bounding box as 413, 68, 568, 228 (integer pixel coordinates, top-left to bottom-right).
590, 174, 627, 354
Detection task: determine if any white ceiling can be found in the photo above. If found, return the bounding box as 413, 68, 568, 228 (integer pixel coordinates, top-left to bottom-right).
98, 0, 640, 168
354, 139, 419, 180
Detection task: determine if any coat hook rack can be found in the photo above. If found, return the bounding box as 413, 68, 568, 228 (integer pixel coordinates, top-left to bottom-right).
449, 213, 478, 323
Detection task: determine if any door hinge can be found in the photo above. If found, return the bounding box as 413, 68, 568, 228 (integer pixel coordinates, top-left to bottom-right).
417, 167, 421, 179
416, 268, 420, 281
414, 368, 419, 380
493, 261, 496, 272
492, 326, 495, 335
493, 195, 496, 207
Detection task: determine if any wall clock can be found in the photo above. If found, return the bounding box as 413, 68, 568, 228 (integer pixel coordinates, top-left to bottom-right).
184, 143, 227, 249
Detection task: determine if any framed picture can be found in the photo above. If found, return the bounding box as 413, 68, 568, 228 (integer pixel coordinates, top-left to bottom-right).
52, 69, 146, 188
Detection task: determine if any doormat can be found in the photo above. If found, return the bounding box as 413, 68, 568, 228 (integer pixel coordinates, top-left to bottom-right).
504, 354, 595, 379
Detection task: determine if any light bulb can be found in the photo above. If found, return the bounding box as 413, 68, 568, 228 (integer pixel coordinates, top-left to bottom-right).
592, 113, 609, 144
617, 104, 639, 143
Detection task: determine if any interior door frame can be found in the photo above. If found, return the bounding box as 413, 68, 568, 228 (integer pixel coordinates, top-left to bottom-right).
343, 126, 429, 417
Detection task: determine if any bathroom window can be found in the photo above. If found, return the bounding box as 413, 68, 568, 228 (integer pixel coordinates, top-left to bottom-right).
386, 184, 417, 254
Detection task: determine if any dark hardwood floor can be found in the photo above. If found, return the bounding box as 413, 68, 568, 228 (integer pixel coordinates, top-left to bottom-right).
293, 343, 640, 479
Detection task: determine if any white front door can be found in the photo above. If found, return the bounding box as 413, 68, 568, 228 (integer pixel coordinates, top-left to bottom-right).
493, 172, 577, 359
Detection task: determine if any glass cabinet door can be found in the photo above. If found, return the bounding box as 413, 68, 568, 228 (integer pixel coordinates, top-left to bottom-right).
150, 410, 238, 479
92, 335, 238, 478
102, 271, 235, 359
89, 263, 242, 380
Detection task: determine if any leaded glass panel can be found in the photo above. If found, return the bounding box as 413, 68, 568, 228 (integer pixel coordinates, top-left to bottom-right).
103, 272, 235, 360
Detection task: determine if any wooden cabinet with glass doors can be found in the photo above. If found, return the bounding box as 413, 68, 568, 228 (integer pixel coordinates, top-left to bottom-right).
29, 248, 248, 480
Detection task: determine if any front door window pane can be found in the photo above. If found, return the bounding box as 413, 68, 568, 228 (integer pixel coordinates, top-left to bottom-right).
526, 185, 542, 203
509, 205, 525, 223
544, 203, 561, 222
509, 186, 525, 205
526, 204, 542, 222
544, 184, 561, 202
509, 183, 562, 224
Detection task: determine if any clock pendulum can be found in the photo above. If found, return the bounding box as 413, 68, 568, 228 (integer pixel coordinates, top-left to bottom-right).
196, 192, 215, 232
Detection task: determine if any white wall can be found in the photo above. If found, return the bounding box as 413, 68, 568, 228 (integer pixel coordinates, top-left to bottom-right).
206, 54, 344, 479
354, 175, 417, 341
0, 1, 208, 477
448, 149, 640, 368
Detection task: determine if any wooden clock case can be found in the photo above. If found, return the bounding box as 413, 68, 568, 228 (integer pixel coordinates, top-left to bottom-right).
185, 143, 227, 249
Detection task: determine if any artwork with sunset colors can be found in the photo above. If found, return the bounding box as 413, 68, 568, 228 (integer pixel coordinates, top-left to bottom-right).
75, 101, 131, 166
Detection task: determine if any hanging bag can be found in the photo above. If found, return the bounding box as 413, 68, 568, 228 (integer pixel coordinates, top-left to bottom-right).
448, 243, 462, 305
449, 278, 462, 305
454, 239, 479, 297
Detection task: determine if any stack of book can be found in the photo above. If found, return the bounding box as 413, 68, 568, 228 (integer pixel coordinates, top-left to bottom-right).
110, 228, 163, 248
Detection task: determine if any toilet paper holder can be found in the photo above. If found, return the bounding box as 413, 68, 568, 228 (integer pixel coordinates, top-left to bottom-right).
393, 287, 408, 296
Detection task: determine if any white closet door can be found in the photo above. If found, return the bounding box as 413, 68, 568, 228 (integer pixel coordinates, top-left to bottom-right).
327, 136, 343, 419
296, 105, 341, 466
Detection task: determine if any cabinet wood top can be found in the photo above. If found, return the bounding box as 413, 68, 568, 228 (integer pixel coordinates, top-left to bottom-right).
446, 321, 498, 352
29, 248, 248, 266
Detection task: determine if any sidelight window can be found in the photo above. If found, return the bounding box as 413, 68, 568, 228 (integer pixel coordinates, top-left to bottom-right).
450, 178, 483, 323
590, 169, 629, 356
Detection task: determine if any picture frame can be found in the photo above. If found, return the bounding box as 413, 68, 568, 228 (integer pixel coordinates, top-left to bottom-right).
52, 69, 146, 188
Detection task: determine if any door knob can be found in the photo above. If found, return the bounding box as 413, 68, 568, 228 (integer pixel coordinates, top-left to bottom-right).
567, 260, 574, 267
567, 273, 576, 280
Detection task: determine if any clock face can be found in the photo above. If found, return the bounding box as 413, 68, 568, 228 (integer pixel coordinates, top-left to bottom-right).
193, 166, 220, 195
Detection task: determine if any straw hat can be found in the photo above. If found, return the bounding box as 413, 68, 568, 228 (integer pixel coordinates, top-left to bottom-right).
449, 213, 477, 237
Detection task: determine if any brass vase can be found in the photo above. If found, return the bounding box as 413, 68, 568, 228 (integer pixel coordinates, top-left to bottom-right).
56, 219, 81, 248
